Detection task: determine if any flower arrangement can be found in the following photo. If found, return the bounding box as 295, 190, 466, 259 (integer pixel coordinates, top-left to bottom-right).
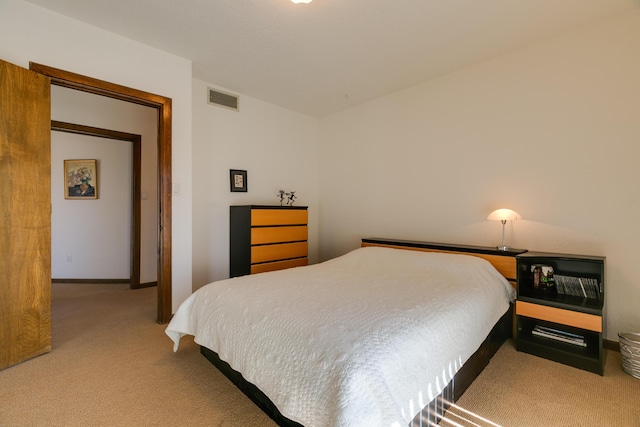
67, 166, 93, 189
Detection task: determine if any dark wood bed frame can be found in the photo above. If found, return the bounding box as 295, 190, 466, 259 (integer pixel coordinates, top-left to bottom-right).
201, 238, 527, 426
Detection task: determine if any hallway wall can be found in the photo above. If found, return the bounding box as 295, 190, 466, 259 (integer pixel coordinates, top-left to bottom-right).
51, 87, 158, 283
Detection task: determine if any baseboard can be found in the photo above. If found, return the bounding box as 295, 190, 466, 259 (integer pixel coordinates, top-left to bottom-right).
604, 338, 620, 352
52, 278, 129, 284
134, 281, 157, 289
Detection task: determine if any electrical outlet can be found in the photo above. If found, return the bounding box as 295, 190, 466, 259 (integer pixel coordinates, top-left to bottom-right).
66, 254, 72, 262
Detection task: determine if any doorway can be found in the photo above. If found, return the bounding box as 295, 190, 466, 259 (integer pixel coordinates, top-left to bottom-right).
51, 121, 144, 289
30, 62, 173, 323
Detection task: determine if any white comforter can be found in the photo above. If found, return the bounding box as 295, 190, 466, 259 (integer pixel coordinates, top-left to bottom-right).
165, 246, 515, 427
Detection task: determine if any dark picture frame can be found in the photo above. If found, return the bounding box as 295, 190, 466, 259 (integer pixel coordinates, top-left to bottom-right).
64, 159, 98, 199
230, 169, 247, 192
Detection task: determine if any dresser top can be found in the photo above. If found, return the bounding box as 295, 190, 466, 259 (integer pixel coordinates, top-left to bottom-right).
231, 205, 308, 210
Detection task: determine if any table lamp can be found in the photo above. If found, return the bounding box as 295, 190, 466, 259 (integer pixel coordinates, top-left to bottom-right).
487, 208, 521, 251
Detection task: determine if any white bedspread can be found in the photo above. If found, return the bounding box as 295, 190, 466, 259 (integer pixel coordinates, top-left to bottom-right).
165, 246, 515, 427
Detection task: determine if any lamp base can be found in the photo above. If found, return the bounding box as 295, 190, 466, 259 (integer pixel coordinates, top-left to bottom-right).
496, 245, 509, 251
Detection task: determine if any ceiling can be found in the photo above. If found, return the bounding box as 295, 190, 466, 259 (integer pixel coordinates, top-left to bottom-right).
25, 0, 638, 117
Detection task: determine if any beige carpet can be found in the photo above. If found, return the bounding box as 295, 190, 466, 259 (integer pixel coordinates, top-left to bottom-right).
1, 283, 638, 426
442, 340, 640, 426
0, 283, 276, 427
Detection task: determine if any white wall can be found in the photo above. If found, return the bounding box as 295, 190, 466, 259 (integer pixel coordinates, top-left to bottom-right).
3, 0, 638, 337
0, 0, 193, 311
51, 132, 132, 278
50, 86, 158, 283
192, 78, 319, 289
319, 11, 640, 341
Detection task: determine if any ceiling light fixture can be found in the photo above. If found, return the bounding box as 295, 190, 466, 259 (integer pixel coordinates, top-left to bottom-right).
291, 0, 312, 3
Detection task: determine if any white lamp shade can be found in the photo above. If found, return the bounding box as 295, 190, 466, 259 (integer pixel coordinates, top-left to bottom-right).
487, 208, 521, 221
291, 0, 312, 3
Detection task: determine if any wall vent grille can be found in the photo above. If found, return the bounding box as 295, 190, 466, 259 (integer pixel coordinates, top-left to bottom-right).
207, 87, 239, 111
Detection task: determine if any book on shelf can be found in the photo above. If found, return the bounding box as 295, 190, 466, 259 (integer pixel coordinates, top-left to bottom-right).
534, 325, 584, 340
553, 274, 600, 299
532, 325, 587, 347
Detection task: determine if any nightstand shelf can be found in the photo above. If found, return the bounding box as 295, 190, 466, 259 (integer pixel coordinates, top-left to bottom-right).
518, 317, 602, 373
516, 251, 605, 375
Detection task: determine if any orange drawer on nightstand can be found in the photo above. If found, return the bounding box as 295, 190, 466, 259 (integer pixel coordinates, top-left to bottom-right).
516, 301, 602, 332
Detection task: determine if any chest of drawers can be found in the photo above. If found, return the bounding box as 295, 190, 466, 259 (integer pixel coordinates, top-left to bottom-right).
230, 205, 308, 277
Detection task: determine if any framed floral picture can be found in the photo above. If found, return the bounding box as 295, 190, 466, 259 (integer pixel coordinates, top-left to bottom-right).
64, 159, 98, 199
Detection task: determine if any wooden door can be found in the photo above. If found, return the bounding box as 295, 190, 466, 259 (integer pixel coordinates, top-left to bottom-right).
0, 59, 52, 369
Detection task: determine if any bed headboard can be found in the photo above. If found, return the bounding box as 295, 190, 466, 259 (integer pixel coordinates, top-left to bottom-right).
361, 238, 528, 287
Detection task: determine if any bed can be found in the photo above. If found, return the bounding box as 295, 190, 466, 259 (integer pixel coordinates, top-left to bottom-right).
165, 239, 523, 426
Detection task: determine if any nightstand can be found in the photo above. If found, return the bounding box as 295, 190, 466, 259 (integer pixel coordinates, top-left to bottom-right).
515, 252, 605, 375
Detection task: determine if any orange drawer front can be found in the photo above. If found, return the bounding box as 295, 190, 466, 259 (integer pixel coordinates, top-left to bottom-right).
251, 209, 308, 226
251, 258, 308, 274
251, 242, 308, 264
516, 301, 602, 332
251, 226, 308, 245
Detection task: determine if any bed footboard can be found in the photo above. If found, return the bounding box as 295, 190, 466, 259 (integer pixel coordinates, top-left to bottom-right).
201, 307, 512, 427
200, 346, 304, 427
410, 306, 512, 425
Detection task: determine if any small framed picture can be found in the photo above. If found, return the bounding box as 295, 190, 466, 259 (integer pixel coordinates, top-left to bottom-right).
64, 159, 98, 199
230, 169, 247, 192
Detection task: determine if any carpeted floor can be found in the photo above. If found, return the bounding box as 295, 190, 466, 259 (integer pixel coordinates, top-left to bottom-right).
1, 283, 638, 426
0, 283, 276, 427
441, 339, 640, 426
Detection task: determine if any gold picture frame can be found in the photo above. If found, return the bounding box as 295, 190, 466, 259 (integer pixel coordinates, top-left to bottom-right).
64, 159, 98, 199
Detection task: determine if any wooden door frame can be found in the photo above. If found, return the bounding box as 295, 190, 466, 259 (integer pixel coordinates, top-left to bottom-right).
31, 62, 172, 324
51, 121, 143, 289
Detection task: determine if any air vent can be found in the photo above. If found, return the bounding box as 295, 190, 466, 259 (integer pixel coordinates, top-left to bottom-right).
207, 87, 239, 111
